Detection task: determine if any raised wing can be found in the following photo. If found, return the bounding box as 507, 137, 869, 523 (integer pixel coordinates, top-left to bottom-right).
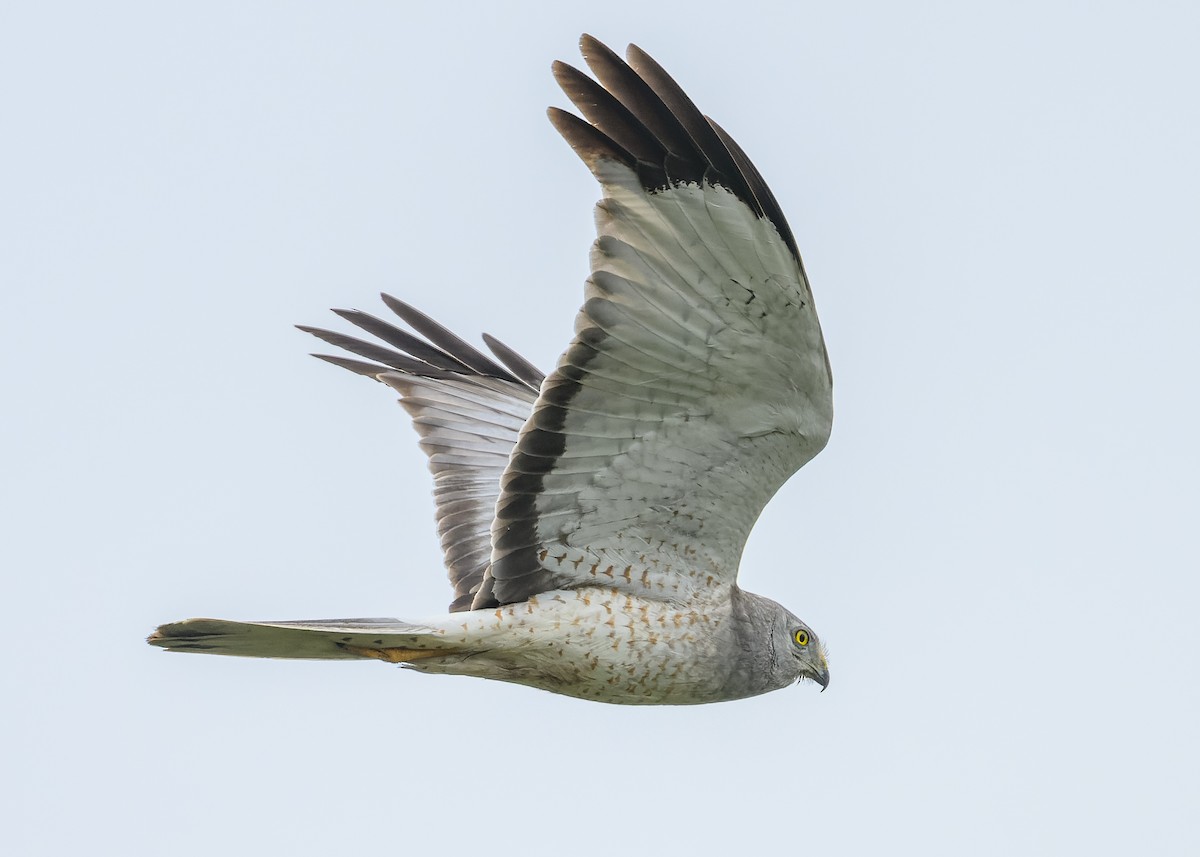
301, 295, 543, 611
480, 36, 832, 608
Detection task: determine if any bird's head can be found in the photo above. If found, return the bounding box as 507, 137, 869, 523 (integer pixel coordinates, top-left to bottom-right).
728, 589, 829, 696
775, 609, 829, 692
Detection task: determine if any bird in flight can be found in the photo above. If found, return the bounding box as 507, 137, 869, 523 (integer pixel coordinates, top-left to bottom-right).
149, 35, 834, 704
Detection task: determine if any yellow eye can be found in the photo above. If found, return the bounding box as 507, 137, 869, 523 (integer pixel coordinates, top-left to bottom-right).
794, 629, 809, 646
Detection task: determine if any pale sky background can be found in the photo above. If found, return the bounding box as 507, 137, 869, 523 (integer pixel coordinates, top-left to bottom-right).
3, 2, 1198, 855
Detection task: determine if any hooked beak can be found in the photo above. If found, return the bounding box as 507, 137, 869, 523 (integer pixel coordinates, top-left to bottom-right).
813, 653, 830, 692
815, 663, 830, 692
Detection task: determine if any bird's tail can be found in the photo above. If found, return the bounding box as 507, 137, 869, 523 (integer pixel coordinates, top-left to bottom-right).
147, 617, 459, 662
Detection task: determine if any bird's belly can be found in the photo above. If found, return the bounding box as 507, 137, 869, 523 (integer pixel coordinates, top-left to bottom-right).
413, 587, 737, 705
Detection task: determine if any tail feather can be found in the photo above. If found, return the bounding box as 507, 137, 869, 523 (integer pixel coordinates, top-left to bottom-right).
147, 617, 451, 661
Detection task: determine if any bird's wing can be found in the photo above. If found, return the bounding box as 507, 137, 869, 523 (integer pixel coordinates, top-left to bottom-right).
479, 36, 832, 608
300, 296, 543, 611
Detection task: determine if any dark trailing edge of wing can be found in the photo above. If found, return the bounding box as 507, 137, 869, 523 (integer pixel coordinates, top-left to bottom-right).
550, 33, 800, 262
482, 329, 608, 608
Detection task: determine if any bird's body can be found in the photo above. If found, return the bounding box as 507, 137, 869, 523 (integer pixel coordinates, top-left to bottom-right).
407, 588, 745, 705
149, 35, 835, 704
161, 587, 800, 705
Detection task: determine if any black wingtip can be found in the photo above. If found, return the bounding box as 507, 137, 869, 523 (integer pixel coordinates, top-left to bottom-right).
309, 353, 391, 379
299, 295, 546, 388
379, 293, 521, 383
482, 332, 546, 390
550, 34, 800, 264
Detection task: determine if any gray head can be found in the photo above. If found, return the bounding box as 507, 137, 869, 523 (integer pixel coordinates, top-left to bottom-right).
723, 588, 829, 700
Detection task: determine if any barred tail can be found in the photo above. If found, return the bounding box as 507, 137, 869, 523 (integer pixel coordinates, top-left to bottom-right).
147, 617, 456, 662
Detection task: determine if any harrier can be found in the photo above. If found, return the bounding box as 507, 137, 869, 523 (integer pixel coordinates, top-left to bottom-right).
149, 35, 834, 704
